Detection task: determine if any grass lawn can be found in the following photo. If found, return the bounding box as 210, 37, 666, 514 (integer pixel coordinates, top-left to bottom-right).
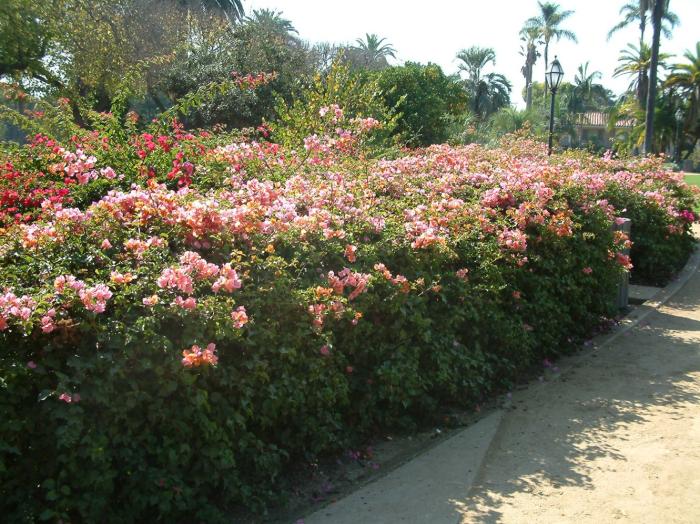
685, 174, 700, 212
685, 173, 700, 186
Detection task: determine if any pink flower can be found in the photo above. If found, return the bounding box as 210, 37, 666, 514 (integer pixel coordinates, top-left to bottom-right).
101, 239, 112, 249
79, 284, 113, 313
498, 229, 528, 252
344, 244, 357, 263
179, 251, 219, 280
110, 271, 135, 284
582, 266, 593, 275
308, 303, 326, 328
212, 264, 242, 293
353, 117, 381, 132
181, 343, 218, 367
616, 253, 633, 270
142, 295, 159, 307
40, 315, 55, 333
157, 267, 194, 294
100, 167, 117, 179
679, 209, 695, 223
172, 296, 197, 310
303, 134, 322, 153
27, 361, 37, 369
54, 275, 85, 293
231, 306, 248, 328
58, 393, 72, 403
456, 268, 469, 280
319, 345, 330, 356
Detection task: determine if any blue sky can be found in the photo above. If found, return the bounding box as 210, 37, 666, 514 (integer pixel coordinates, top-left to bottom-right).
245, 0, 700, 108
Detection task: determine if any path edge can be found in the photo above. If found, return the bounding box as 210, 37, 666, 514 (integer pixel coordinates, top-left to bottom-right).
300, 229, 700, 523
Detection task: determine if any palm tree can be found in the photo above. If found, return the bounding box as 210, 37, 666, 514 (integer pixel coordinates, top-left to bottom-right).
354, 33, 396, 69
644, 0, 672, 154
474, 73, 512, 117
243, 8, 297, 35
456, 47, 511, 119
607, 1, 679, 42
456, 46, 496, 85
666, 42, 700, 154
569, 62, 602, 112
180, 0, 245, 25
523, 2, 577, 95
607, 1, 679, 111
613, 43, 670, 106
520, 26, 541, 111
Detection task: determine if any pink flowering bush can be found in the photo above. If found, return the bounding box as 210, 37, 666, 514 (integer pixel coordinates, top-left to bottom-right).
0, 122, 697, 521
559, 148, 698, 283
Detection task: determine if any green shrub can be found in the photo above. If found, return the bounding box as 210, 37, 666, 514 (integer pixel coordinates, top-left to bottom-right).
0, 125, 697, 521
372, 62, 468, 146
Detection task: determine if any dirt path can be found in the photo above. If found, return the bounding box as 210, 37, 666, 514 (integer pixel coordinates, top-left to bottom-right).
460, 268, 700, 523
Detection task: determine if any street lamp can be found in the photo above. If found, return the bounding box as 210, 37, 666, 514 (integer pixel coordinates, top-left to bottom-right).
675, 107, 684, 164
545, 57, 564, 156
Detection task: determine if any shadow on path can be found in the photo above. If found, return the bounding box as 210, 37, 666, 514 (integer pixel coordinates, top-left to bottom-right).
459, 282, 700, 523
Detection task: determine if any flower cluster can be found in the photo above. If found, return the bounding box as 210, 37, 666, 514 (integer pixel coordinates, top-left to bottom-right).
0, 291, 36, 330
230, 71, 278, 90
181, 343, 218, 367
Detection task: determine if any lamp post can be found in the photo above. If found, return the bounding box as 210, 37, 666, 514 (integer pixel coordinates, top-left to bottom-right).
545, 57, 564, 156
675, 107, 684, 165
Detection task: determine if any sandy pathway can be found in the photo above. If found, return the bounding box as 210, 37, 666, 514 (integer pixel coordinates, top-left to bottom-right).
460, 269, 700, 523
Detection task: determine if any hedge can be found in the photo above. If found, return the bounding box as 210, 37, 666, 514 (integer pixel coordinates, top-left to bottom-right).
0, 114, 697, 521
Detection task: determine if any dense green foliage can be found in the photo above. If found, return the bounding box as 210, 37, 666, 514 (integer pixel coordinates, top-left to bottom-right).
373, 62, 467, 146
0, 99, 697, 519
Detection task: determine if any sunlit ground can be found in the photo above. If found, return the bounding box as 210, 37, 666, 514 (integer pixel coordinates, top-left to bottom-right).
685, 174, 700, 211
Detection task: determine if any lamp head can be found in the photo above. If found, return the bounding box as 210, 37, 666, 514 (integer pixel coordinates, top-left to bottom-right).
546, 57, 564, 91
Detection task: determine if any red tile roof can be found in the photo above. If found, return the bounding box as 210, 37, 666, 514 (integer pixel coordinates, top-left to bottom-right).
575, 112, 635, 128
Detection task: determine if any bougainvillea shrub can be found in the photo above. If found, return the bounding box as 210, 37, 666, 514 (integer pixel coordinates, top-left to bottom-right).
0, 116, 697, 521
559, 148, 698, 284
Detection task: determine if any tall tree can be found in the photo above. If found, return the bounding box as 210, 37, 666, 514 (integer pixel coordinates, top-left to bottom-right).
178, 0, 245, 26
523, 1, 577, 97
607, 1, 678, 109
569, 62, 602, 112
354, 33, 396, 70
665, 42, 700, 156
0, 0, 56, 83
456, 46, 496, 86
643, 0, 672, 154
613, 42, 669, 105
456, 47, 511, 119
243, 8, 297, 36
519, 26, 540, 111
607, 1, 678, 42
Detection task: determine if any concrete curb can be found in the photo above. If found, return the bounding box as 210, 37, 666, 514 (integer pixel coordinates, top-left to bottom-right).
303, 411, 504, 524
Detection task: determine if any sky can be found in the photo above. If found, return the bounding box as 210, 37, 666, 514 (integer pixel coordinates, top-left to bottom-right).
244, 0, 700, 109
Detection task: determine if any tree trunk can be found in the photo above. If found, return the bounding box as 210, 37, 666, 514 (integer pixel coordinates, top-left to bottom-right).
637, 6, 647, 105
543, 42, 549, 110
524, 43, 536, 111
643, 0, 664, 154
638, 70, 648, 107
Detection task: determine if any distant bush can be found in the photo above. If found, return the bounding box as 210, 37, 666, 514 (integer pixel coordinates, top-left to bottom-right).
372, 62, 468, 146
